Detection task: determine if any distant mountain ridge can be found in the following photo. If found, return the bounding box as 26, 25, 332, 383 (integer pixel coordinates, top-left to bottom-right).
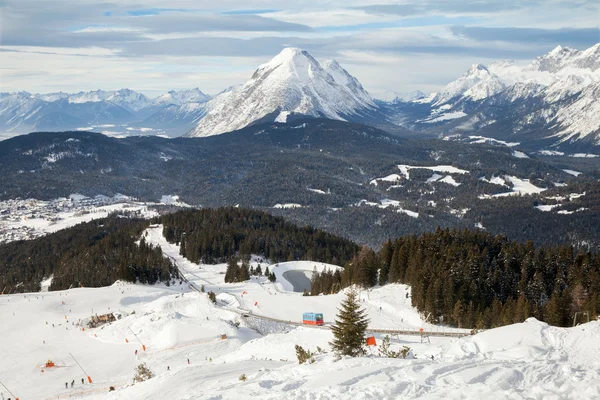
391, 43, 600, 148
0, 88, 213, 137
2, 44, 599, 149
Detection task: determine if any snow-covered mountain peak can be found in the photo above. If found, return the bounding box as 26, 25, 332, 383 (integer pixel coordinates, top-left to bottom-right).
322, 59, 375, 106
34, 91, 70, 102
107, 89, 151, 111
379, 90, 426, 103
573, 43, 600, 71
188, 48, 376, 137
153, 88, 211, 106
467, 64, 490, 75
489, 60, 515, 70
531, 45, 582, 73
432, 63, 501, 105
250, 47, 324, 84
9, 91, 33, 99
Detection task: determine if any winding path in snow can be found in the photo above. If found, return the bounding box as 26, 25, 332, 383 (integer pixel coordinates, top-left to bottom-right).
145, 225, 471, 339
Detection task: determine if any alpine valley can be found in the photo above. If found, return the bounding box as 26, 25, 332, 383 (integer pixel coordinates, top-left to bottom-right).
2, 33, 600, 400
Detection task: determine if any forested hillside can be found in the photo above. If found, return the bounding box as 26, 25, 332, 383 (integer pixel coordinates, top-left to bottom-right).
310, 228, 600, 328
2, 121, 598, 249
0, 217, 176, 293
160, 208, 359, 265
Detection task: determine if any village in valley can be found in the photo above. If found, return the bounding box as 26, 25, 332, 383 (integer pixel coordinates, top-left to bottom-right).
0, 194, 161, 244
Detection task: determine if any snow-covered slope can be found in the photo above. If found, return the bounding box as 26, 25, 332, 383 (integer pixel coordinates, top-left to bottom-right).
0, 92, 136, 134
2, 224, 600, 400
0, 92, 47, 133
141, 102, 208, 129
418, 43, 600, 147
0, 88, 214, 137
553, 81, 600, 144
152, 88, 211, 106
379, 90, 426, 103
188, 48, 377, 137
433, 64, 506, 105
68, 89, 151, 112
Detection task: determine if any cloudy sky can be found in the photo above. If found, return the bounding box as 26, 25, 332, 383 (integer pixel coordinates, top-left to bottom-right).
1, 0, 598, 98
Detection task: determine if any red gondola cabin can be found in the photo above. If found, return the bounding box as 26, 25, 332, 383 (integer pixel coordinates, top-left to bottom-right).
302, 312, 324, 326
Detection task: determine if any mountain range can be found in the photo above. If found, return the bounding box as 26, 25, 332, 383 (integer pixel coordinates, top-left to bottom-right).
392, 44, 600, 149
0, 88, 212, 138
1, 44, 599, 149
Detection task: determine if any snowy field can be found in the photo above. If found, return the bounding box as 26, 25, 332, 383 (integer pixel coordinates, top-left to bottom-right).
1, 225, 599, 399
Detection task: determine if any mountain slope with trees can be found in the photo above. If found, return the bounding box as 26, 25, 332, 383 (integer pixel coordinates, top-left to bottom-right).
1, 120, 598, 249
310, 228, 600, 328
0, 217, 176, 293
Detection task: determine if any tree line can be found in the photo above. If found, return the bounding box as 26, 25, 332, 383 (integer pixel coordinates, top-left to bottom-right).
0, 217, 176, 293
309, 227, 600, 328
159, 208, 359, 265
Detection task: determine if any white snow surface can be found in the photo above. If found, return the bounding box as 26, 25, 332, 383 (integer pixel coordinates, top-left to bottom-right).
188, 48, 376, 137
273, 203, 303, 209
396, 164, 469, 180
480, 175, 508, 186
438, 175, 461, 186
420, 44, 600, 143
512, 150, 530, 159
467, 136, 520, 147
423, 111, 467, 123
563, 169, 582, 177
485, 176, 546, 197
378, 90, 426, 103
570, 153, 599, 158
432, 64, 505, 105
67, 89, 151, 111
151, 88, 211, 106
536, 204, 560, 212
356, 199, 419, 218
2, 226, 600, 399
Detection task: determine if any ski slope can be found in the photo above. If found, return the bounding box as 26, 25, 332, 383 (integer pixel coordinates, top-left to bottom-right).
1, 225, 599, 399
143, 225, 443, 331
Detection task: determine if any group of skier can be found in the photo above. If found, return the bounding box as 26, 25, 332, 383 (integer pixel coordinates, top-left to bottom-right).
64, 378, 85, 389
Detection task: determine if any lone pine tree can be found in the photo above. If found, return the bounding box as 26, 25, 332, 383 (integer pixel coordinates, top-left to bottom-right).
330, 289, 370, 356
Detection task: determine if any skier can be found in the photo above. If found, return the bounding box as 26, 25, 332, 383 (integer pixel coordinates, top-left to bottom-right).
82, 378, 85, 384
65, 382, 68, 389
167, 366, 170, 371
71, 380, 74, 388
135, 349, 138, 355
187, 358, 190, 365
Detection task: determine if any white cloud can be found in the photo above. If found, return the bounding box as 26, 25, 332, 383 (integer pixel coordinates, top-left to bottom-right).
1, 0, 597, 96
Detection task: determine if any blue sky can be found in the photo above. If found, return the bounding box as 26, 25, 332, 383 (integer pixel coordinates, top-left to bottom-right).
1, 0, 598, 97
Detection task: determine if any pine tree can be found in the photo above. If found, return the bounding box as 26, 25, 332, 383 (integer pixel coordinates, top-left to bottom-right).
238, 262, 250, 281
330, 289, 370, 357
